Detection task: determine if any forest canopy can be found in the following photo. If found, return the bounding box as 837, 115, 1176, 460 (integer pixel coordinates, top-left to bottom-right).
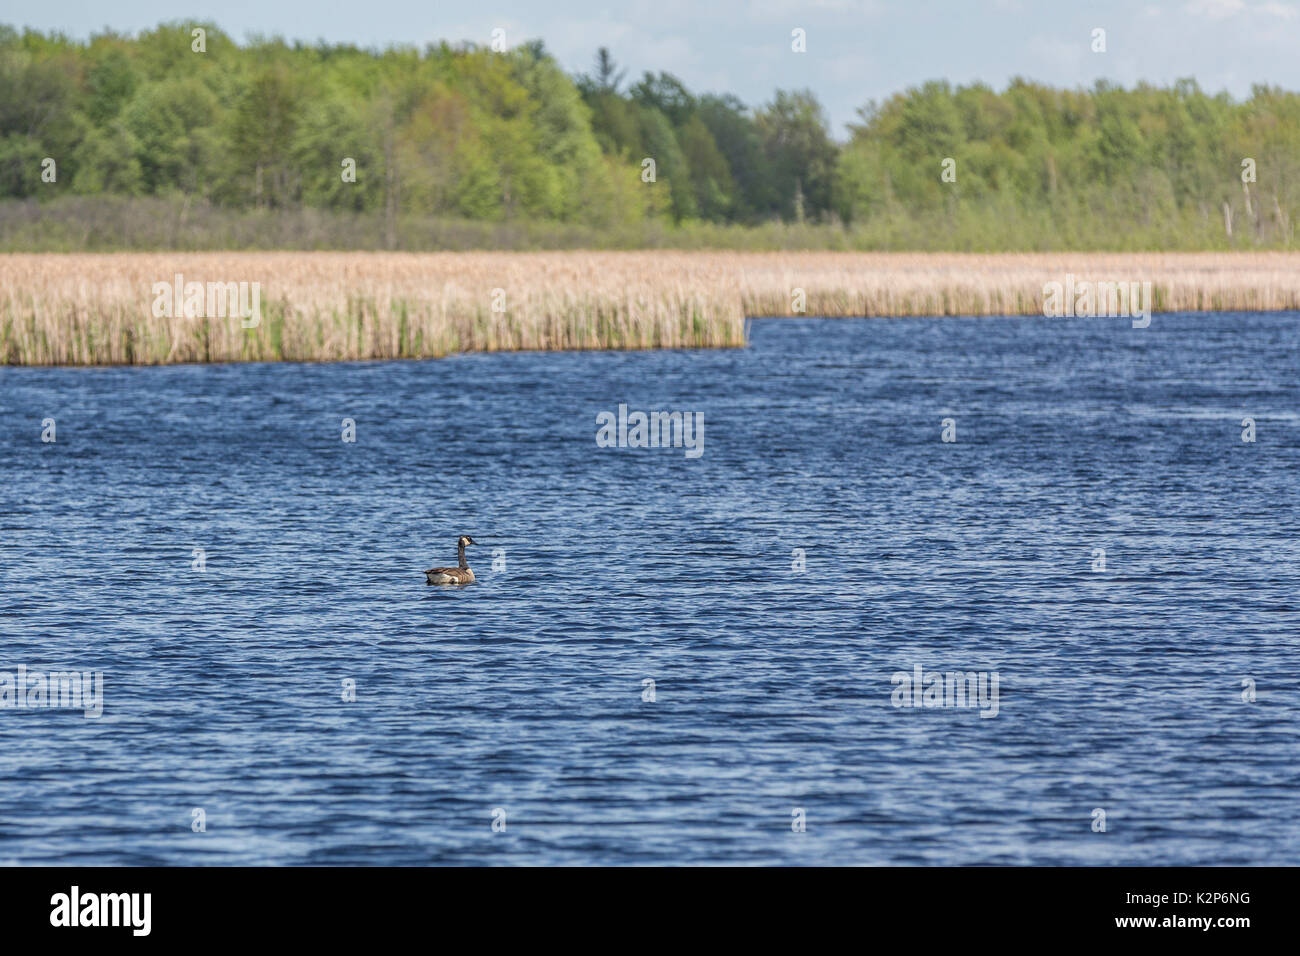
2, 22, 1297, 249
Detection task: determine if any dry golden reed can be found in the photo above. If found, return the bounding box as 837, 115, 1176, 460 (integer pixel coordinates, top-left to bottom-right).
3, 251, 1299, 366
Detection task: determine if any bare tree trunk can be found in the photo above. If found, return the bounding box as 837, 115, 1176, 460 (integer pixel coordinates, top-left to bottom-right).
384, 123, 398, 251
175, 192, 192, 246
1223, 201, 1233, 239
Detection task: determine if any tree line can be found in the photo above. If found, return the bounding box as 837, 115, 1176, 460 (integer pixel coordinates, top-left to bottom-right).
2, 21, 1297, 247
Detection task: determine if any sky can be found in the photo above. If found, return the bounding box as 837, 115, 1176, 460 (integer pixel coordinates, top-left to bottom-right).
10, 0, 1300, 135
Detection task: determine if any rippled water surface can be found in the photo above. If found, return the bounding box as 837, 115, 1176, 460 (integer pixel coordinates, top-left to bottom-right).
2, 312, 1298, 865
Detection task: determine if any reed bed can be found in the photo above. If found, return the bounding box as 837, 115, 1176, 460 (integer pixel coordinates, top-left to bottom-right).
730, 251, 1300, 316
3, 252, 1298, 366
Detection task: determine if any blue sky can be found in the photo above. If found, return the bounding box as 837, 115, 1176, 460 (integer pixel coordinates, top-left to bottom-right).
11, 0, 1300, 134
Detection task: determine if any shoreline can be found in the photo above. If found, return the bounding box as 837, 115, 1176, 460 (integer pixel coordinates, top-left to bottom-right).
4, 251, 1300, 366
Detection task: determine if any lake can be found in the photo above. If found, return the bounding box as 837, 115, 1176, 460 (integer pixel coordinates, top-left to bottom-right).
1, 312, 1297, 865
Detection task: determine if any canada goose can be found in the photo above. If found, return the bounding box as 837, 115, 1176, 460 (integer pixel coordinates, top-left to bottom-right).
425, 535, 477, 585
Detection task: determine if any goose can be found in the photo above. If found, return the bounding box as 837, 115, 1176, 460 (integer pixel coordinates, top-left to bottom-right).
425, 535, 478, 585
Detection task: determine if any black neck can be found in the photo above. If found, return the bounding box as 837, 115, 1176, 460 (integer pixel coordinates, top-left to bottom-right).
458, 542, 468, 569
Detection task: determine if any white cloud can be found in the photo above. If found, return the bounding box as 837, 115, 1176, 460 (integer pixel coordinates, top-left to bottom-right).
746, 0, 883, 18
1184, 0, 1246, 18
1184, 0, 1300, 19
1257, 1, 1299, 18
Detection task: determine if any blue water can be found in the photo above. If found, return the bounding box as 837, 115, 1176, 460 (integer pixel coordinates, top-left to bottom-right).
1, 312, 1297, 865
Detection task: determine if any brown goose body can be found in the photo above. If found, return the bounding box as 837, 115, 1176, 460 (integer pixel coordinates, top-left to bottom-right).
425, 536, 477, 585
425, 566, 475, 585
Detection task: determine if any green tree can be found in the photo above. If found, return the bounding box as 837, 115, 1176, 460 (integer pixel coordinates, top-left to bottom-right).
756, 90, 837, 221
